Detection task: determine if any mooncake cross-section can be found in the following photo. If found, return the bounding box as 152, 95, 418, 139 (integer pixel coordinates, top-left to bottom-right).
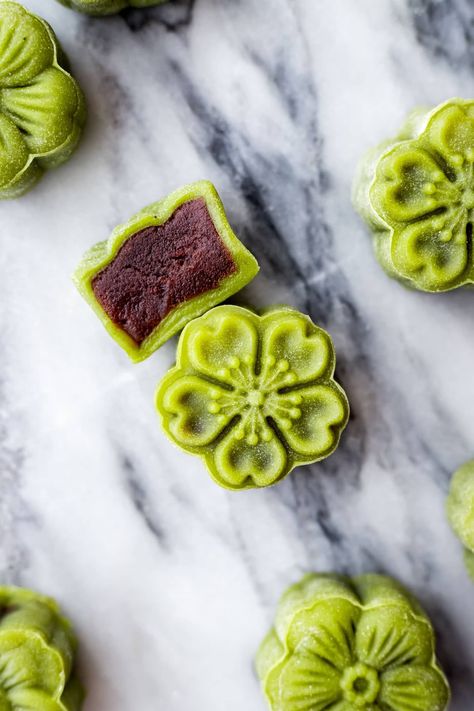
73, 181, 259, 362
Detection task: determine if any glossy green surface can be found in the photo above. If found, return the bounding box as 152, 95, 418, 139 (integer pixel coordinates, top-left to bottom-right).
56, 0, 166, 15
353, 98, 474, 292
256, 573, 450, 711
447, 459, 474, 581
73, 181, 259, 362
0, 585, 83, 710
0, 1, 85, 199
156, 305, 349, 490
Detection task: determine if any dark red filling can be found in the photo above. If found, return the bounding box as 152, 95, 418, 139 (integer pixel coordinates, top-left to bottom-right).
92, 198, 236, 345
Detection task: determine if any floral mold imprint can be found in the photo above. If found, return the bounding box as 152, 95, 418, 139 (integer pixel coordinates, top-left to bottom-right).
256, 573, 450, 711
353, 98, 474, 292
156, 305, 349, 490
73, 181, 259, 363
447, 459, 474, 581
0, 1, 86, 199
57, 0, 166, 14
0, 585, 83, 710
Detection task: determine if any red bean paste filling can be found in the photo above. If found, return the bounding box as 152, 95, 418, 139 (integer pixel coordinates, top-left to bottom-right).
92, 198, 237, 345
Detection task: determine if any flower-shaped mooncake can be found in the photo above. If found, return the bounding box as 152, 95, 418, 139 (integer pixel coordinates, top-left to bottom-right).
57, 0, 166, 14
0, 585, 83, 710
156, 305, 349, 490
353, 98, 474, 291
256, 573, 450, 711
0, 2, 86, 199
447, 459, 474, 581
74, 181, 259, 362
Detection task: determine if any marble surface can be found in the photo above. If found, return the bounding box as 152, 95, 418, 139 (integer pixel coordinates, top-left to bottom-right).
2, 0, 474, 708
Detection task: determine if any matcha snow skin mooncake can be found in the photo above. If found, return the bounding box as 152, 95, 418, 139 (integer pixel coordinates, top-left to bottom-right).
447, 459, 474, 580
0, 1, 86, 199
156, 305, 349, 490
0, 585, 83, 710
353, 98, 474, 292
73, 181, 259, 362
57, 0, 166, 15
256, 573, 450, 711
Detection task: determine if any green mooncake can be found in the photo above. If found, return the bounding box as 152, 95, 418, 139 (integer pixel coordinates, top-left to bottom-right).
256, 573, 450, 711
353, 98, 474, 292
0, 585, 83, 710
447, 459, 474, 581
57, 0, 166, 15
73, 181, 259, 362
0, 1, 86, 199
156, 305, 349, 490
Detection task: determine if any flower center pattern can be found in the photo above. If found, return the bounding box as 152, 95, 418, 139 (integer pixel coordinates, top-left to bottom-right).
207, 354, 304, 447
0, 2, 85, 199
355, 99, 474, 291
256, 574, 450, 711
156, 305, 349, 490
340, 663, 380, 706
0, 586, 83, 710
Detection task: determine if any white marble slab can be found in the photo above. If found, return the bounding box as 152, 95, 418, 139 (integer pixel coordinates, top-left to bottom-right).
2, 0, 474, 708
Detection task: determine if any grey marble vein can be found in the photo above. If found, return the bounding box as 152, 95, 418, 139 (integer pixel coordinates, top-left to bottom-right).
408, 0, 474, 69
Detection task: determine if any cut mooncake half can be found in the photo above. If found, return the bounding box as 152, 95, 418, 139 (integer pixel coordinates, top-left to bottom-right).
73, 181, 259, 362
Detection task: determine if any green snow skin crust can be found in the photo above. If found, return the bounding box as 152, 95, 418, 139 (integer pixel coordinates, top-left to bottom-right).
0, 1, 86, 199
56, 0, 167, 15
0, 585, 83, 710
353, 98, 474, 292
256, 573, 450, 711
447, 459, 474, 581
156, 305, 349, 490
